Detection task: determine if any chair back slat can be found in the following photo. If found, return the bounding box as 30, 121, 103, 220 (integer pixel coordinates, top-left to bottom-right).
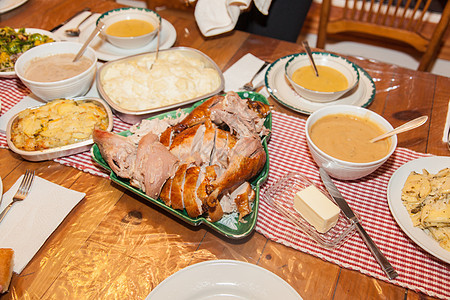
316, 0, 450, 71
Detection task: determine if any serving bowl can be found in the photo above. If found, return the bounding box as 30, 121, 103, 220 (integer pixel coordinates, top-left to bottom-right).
285, 52, 359, 102
6, 97, 113, 161
305, 105, 397, 180
0, 28, 59, 78
14, 42, 97, 101
96, 47, 224, 124
97, 7, 161, 49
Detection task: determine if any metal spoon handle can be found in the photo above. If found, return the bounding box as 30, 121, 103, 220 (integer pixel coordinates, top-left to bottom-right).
370, 115, 428, 143
73, 21, 105, 62
302, 41, 319, 77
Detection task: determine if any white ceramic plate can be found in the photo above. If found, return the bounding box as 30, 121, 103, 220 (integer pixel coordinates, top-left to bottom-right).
0, 28, 59, 78
79, 18, 176, 61
0, 0, 27, 14
387, 156, 450, 264
146, 260, 302, 300
265, 54, 375, 115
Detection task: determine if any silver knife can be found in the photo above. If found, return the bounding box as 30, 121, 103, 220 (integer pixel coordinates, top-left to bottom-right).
319, 168, 399, 280
50, 7, 91, 32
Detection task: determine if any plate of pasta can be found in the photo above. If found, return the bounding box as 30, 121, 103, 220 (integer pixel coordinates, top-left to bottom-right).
387, 156, 450, 264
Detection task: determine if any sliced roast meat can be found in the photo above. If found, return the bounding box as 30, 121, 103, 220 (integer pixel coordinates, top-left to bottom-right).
93, 129, 137, 180
160, 94, 224, 147
133, 132, 179, 199
170, 124, 205, 165
230, 182, 255, 221
206, 136, 266, 206
183, 166, 203, 218
170, 163, 189, 210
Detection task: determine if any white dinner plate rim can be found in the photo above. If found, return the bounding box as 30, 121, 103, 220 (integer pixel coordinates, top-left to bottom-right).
387, 156, 450, 264
265, 54, 375, 115
0, 0, 28, 14
146, 259, 302, 300
79, 18, 176, 61
0, 28, 59, 78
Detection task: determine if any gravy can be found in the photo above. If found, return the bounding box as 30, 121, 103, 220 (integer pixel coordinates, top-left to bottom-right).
25, 53, 92, 82
292, 65, 348, 92
310, 114, 391, 163
106, 19, 154, 37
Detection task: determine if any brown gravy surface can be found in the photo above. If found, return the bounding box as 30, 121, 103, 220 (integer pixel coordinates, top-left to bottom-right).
310, 113, 391, 163
25, 53, 92, 82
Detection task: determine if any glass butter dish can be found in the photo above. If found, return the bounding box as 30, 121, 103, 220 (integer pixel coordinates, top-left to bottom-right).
262, 172, 356, 249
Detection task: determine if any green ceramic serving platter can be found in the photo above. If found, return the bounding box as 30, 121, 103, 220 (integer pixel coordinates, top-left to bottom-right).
91, 91, 272, 239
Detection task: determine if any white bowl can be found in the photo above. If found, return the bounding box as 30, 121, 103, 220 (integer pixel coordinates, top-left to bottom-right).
14, 42, 97, 101
0, 28, 59, 78
285, 52, 359, 102
305, 105, 397, 180
97, 7, 161, 49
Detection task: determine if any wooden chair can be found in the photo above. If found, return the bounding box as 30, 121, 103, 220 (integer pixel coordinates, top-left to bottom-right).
316, 0, 450, 71
146, 0, 195, 11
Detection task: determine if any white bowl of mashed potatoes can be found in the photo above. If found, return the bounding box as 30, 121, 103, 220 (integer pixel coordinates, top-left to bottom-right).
97, 47, 224, 124
285, 52, 359, 102
97, 7, 161, 49
305, 105, 397, 180
15, 41, 97, 101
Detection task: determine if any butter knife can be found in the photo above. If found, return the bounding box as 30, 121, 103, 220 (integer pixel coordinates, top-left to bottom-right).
319, 168, 399, 280
50, 7, 91, 32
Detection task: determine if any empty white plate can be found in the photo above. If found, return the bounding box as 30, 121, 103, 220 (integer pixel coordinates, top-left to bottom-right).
146, 260, 302, 300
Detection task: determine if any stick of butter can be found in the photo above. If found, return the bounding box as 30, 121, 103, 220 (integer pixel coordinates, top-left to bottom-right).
293, 185, 340, 233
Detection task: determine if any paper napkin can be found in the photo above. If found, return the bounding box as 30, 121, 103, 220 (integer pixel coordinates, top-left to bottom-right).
194, 0, 273, 37
0, 175, 85, 273
0, 95, 43, 133
223, 53, 269, 92
53, 11, 100, 42
442, 99, 450, 143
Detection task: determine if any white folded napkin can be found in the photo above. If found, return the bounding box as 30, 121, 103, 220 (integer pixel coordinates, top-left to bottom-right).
223, 53, 269, 92
0, 175, 85, 273
442, 99, 450, 143
0, 95, 44, 133
195, 0, 272, 37
53, 11, 100, 42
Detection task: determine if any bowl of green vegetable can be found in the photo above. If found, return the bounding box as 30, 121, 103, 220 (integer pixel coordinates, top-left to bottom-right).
0, 27, 58, 78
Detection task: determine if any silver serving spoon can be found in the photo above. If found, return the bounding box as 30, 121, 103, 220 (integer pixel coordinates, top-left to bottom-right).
65, 12, 94, 37
73, 21, 105, 62
149, 24, 161, 71
370, 115, 428, 143
302, 40, 319, 77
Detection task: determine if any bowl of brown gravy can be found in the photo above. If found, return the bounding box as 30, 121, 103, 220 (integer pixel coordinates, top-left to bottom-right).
15, 42, 97, 101
305, 105, 396, 180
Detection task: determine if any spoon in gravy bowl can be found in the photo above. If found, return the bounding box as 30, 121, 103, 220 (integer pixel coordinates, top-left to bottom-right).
370, 115, 428, 143
73, 21, 105, 62
302, 41, 319, 77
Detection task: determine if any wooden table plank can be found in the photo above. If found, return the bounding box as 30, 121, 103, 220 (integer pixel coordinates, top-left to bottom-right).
0, 1, 448, 299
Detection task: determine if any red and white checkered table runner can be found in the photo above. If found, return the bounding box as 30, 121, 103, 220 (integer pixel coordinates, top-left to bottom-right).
1, 78, 449, 299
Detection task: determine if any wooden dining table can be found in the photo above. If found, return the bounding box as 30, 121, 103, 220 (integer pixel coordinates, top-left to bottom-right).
1, 0, 449, 299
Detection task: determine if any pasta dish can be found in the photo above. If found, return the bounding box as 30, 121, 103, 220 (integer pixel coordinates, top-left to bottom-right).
401, 168, 450, 251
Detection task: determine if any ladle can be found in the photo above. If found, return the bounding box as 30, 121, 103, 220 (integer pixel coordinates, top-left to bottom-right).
149, 24, 161, 71
302, 41, 319, 77
73, 21, 105, 62
370, 115, 428, 143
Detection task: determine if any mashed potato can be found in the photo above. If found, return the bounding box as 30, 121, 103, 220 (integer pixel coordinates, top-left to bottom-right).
100, 51, 222, 111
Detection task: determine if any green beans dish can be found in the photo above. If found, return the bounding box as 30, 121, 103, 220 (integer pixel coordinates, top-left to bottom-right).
0, 27, 55, 72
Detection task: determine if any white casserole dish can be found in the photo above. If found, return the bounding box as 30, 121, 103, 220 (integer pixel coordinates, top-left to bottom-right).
6, 97, 113, 161
96, 47, 225, 124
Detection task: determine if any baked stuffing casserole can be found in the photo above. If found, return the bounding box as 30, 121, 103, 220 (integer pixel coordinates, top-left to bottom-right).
10, 99, 109, 151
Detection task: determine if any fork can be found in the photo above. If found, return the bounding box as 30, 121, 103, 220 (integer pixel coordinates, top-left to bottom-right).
242, 61, 269, 91
0, 170, 35, 223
